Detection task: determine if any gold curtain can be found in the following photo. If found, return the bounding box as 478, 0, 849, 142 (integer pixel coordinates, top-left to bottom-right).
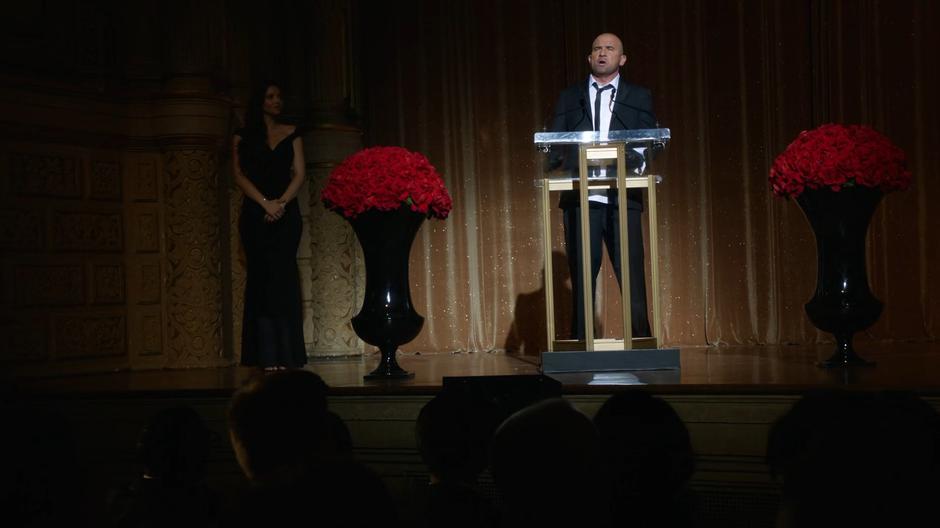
356, 0, 940, 353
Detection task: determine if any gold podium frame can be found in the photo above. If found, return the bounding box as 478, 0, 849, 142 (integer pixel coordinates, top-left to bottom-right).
540, 142, 662, 352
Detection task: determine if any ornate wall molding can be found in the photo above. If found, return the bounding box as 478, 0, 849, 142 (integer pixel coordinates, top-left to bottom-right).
92, 263, 125, 304
229, 178, 246, 362
139, 309, 163, 357
306, 128, 364, 357
52, 211, 123, 252
124, 152, 168, 370
162, 147, 224, 368
14, 264, 85, 306
131, 211, 161, 253
137, 262, 161, 304
134, 160, 160, 202
53, 312, 126, 359
9, 152, 82, 198
153, 88, 231, 368
1, 140, 133, 375
0, 209, 44, 250
0, 4, 233, 375
89, 160, 122, 201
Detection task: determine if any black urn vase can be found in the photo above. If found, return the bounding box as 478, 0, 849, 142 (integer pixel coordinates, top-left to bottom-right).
349, 206, 425, 379
796, 186, 884, 368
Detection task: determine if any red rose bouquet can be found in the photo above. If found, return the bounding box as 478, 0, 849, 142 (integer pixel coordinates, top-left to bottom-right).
322, 146, 452, 219
769, 124, 911, 198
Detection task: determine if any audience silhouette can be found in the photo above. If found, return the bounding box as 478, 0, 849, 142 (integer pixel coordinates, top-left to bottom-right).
2, 399, 88, 528
222, 370, 398, 527
767, 390, 940, 528
19, 366, 940, 528
415, 389, 502, 528
593, 391, 697, 528
227, 370, 330, 482
490, 397, 610, 528
106, 405, 219, 528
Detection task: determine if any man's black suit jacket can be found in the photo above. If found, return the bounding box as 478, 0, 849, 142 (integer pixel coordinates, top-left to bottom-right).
549, 78, 657, 210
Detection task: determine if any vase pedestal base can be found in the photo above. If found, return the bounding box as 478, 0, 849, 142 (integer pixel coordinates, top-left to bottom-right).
364, 347, 414, 380
816, 333, 876, 369
817, 357, 876, 368
364, 369, 415, 380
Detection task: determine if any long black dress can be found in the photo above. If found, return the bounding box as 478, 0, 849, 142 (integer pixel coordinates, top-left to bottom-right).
237, 128, 306, 368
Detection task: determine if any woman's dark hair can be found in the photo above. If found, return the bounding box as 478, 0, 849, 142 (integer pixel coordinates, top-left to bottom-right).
237, 80, 282, 172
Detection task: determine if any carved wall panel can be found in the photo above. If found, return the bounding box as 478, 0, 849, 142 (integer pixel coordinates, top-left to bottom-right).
302, 302, 315, 346
137, 262, 161, 304
0, 209, 44, 250
92, 262, 125, 304
229, 183, 246, 360
89, 160, 122, 200
53, 312, 126, 359
1, 4, 235, 373
0, 317, 48, 362
163, 148, 223, 367
14, 264, 85, 306
297, 184, 312, 354
123, 153, 167, 370
139, 309, 163, 356
9, 152, 82, 198
299, 264, 313, 302
3, 144, 135, 372
134, 160, 159, 201
308, 164, 363, 356
133, 211, 161, 253
52, 211, 123, 252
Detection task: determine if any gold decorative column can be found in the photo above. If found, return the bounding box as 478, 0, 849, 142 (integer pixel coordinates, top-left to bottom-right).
305, 0, 366, 357
154, 88, 231, 368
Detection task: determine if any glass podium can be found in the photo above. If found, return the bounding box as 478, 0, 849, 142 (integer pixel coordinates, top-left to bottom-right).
534, 129, 679, 373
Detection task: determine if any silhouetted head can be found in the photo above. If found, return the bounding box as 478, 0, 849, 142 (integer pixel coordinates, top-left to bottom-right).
594, 391, 695, 496
416, 389, 502, 484
491, 398, 608, 527
228, 370, 330, 482
767, 390, 940, 528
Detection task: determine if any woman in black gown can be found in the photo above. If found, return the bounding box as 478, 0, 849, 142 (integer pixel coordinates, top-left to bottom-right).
233, 81, 307, 370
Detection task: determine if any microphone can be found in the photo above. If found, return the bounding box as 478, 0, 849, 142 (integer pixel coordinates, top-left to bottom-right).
610, 98, 663, 160
611, 99, 659, 128
608, 97, 664, 166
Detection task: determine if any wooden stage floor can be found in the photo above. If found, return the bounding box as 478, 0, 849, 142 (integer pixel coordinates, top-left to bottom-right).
14, 341, 940, 396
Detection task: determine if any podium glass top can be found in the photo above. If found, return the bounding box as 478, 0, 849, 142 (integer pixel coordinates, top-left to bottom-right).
533, 128, 671, 145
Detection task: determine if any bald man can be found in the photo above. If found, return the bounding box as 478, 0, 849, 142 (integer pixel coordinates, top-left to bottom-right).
550, 33, 656, 340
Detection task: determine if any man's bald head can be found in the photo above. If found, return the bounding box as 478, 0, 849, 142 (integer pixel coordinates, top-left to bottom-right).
588, 33, 627, 83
